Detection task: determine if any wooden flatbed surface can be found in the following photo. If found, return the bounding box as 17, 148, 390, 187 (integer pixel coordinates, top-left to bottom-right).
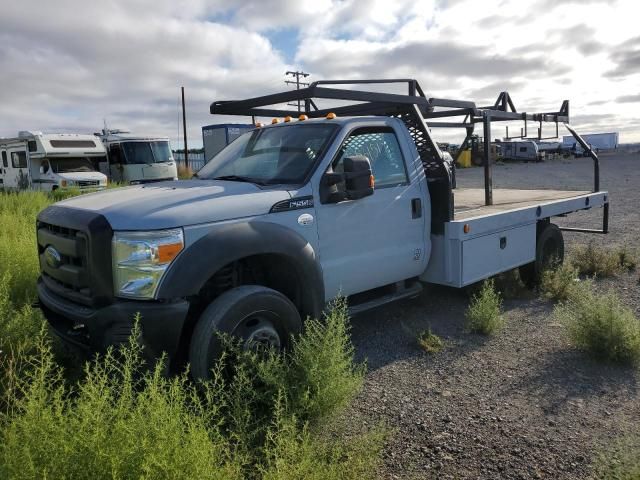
453, 188, 590, 220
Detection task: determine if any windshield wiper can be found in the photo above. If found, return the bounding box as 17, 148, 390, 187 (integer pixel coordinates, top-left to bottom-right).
212, 175, 267, 185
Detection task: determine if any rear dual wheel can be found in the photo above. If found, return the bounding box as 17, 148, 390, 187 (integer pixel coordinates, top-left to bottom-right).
519, 222, 564, 288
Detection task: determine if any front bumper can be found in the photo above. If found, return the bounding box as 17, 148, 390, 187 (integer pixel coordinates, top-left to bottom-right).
37, 278, 189, 361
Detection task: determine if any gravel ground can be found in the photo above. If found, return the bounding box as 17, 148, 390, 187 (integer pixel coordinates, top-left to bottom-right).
347, 152, 640, 479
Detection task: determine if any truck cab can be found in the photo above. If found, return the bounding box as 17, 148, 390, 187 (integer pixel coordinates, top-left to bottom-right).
98, 130, 178, 184
35, 80, 609, 379
0, 132, 108, 191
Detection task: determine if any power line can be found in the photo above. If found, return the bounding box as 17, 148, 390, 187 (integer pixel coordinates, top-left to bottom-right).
285, 70, 310, 113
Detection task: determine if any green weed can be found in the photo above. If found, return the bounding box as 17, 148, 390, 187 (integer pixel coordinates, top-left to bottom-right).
466, 279, 504, 335
556, 283, 640, 365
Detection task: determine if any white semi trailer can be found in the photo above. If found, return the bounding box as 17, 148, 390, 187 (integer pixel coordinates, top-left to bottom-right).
97, 130, 178, 184
0, 132, 108, 191
562, 132, 618, 154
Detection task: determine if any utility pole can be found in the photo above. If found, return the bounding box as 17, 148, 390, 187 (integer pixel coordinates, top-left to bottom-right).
285, 70, 310, 113
181, 86, 189, 169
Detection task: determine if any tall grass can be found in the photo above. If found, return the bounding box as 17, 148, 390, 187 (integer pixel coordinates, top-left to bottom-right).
466, 279, 504, 335
555, 281, 640, 365
0, 305, 381, 480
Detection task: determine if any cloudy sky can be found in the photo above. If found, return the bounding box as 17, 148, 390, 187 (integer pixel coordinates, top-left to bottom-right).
1, 0, 639, 147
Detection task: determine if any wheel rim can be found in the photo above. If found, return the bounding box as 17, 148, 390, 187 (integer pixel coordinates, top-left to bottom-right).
233, 312, 282, 351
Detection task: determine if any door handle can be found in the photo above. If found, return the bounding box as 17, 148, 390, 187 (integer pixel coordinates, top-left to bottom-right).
411, 198, 422, 219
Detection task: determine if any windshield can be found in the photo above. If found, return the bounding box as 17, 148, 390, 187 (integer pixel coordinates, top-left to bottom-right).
197, 124, 337, 185
121, 141, 173, 165
47, 156, 102, 173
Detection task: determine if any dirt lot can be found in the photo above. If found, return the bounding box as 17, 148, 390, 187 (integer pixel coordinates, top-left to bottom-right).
348, 152, 640, 479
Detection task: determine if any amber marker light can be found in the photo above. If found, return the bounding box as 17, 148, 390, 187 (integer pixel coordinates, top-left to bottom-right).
255, 122, 263, 128
369, 175, 375, 188
299, 114, 308, 121
284, 116, 292, 122
157, 242, 183, 264
271, 118, 279, 124
326, 112, 337, 119
463, 224, 470, 234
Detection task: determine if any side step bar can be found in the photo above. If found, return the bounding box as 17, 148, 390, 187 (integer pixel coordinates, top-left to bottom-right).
559, 202, 609, 234
348, 281, 423, 317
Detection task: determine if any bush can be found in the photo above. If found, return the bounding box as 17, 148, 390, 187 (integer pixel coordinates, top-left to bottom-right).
570, 243, 629, 278
616, 246, 638, 272
178, 164, 195, 179
417, 328, 444, 354
556, 283, 640, 365
0, 302, 382, 480
593, 437, 640, 479
466, 279, 504, 335
540, 262, 580, 302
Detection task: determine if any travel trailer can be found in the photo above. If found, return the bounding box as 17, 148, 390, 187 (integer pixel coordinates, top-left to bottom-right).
97, 130, 178, 184
499, 140, 543, 162
0, 132, 108, 191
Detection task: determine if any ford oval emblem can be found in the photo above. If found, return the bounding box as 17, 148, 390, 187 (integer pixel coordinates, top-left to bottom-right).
297, 213, 314, 226
44, 245, 62, 269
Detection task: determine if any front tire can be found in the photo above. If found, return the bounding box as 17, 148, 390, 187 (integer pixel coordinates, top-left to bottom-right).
189, 285, 302, 380
519, 222, 564, 288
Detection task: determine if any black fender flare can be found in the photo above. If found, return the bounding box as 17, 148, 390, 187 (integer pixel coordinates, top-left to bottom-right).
156, 221, 325, 320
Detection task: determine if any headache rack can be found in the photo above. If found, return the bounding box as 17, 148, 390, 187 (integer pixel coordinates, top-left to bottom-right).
211, 79, 602, 232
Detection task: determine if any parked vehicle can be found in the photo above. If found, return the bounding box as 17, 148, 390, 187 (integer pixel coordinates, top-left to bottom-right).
202, 123, 254, 164
97, 130, 178, 184
35, 80, 609, 379
562, 132, 618, 155
0, 132, 107, 191
499, 140, 543, 162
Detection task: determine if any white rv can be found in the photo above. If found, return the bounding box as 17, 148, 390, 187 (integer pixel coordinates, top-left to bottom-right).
499, 140, 544, 162
0, 132, 108, 191
97, 130, 178, 184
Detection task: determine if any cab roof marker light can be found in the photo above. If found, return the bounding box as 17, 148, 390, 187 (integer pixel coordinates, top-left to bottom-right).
284, 116, 292, 122
326, 112, 337, 119
255, 122, 263, 128
298, 114, 308, 121
271, 118, 279, 124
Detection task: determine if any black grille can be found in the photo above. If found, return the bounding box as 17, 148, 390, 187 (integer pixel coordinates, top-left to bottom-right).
38, 221, 92, 305
37, 206, 114, 307
77, 180, 99, 187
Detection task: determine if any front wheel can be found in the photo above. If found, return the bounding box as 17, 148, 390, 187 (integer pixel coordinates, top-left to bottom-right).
519, 222, 564, 288
188, 285, 302, 380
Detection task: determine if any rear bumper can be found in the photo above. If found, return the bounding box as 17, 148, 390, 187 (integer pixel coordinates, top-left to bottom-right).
37, 278, 189, 361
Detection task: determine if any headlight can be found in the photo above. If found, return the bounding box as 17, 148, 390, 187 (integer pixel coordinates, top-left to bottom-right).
112, 229, 184, 299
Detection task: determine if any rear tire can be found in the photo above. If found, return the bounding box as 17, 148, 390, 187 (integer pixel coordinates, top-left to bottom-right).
519, 222, 564, 288
189, 285, 302, 380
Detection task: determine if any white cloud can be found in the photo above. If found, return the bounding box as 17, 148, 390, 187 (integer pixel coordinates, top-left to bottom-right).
0, 0, 638, 146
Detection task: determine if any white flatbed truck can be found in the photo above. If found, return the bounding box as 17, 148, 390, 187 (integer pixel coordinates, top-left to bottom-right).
35, 79, 608, 377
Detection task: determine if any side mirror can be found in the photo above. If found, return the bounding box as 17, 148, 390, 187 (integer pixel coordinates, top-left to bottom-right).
321, 155, 374, 204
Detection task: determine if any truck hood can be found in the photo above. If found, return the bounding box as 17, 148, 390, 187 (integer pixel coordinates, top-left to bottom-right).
55, 180, 291, 230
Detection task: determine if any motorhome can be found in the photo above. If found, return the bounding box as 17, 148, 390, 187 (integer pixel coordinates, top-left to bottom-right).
499, 140, 543, 162
97, 130, 178, 184
0, 132, 108, 191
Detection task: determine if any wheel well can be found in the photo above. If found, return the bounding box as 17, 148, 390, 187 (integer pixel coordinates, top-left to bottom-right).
172, 254, 310, 370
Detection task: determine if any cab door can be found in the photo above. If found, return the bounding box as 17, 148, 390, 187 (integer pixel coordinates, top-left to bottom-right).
0, 150, 7, 188
314, 124, 428, 299
4, 147, 29, 190
108, 144, 125, 182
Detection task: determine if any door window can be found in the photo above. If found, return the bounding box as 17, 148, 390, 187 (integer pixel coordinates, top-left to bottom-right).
1, 151, 7, 168
333, 128, 408, 188
11, 151, 27, 168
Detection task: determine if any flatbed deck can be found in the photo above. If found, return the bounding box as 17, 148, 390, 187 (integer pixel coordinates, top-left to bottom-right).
453, 188, 591, 220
